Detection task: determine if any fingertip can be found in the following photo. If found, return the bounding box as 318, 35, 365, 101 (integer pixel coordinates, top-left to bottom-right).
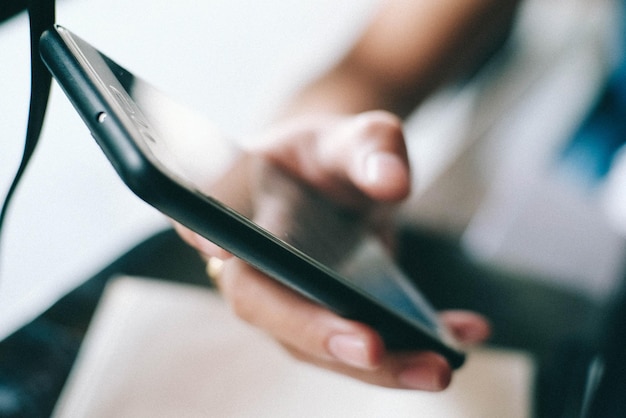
397, 353, 452, 391
440, 311, 492, 345
357, 151, 411, 201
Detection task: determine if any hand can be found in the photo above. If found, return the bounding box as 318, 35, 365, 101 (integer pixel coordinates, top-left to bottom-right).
214, 257, 489, 390
175, 111, 491, 390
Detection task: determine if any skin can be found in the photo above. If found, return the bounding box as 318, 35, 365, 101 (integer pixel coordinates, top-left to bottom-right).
175, 0, 520, 390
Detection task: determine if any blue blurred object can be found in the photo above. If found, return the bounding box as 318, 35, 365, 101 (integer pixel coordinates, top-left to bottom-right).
556, 3, 626, 190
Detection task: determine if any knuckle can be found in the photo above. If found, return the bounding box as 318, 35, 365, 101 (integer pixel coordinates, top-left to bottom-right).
351, 111, 404, 147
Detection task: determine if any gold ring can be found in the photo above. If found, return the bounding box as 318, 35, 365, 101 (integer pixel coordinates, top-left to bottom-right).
206, 257, 224, 286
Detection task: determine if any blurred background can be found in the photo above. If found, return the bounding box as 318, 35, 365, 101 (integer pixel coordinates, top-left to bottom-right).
1, 0, 625, 415
2, 0, 624, 340
0, 0, 379, 339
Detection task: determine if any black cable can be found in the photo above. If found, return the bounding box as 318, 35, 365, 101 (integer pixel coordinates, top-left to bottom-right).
0, 1, 27, 23
0, 0, 56, 271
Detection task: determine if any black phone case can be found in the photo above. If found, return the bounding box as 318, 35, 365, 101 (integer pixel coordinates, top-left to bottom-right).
39, 25, 465, 368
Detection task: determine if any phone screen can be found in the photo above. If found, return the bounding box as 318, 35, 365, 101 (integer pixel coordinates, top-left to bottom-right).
49, 27, 459, 353
122, 65, 444, 333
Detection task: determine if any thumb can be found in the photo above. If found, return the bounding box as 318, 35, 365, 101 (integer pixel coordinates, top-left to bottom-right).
336, 111, 411, 202
256, 111, 411, 205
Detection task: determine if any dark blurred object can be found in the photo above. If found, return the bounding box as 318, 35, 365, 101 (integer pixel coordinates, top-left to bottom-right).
582, 280, 626, 417
534, 338, 597, 417
0, 229, 208, 418
397, 227, 602, 359
397, 227, 603, 417
0, 0, 26, 23
534, 272, 626, 418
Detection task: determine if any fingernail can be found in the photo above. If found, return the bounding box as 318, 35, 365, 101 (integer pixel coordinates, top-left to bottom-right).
397, 359, 451, 391
327, 334, 372, 370
364, 152, 405, 186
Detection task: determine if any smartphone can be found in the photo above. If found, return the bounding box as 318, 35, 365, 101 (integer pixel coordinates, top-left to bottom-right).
39, 25, 465, 367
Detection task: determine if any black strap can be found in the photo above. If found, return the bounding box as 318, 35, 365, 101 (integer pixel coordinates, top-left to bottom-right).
0, 0, 28, 23
0, 1, 56, 263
